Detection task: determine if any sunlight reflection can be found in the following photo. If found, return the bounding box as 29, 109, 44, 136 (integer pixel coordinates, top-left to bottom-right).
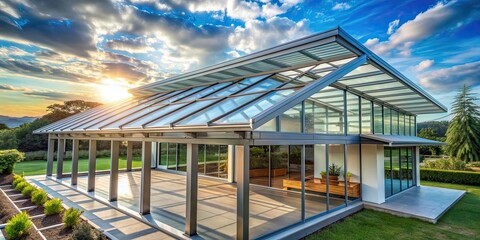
100, 78, 132, 102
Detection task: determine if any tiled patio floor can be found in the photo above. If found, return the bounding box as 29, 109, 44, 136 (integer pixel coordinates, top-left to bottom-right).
365, 185, 466, 223
55, 170, 344, 239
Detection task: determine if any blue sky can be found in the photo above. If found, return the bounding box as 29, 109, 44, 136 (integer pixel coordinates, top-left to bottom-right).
0, 0, 479, 122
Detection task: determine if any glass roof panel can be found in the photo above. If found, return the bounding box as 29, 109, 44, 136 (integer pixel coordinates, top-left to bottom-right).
329, 57, 356, 66
339, 74, 392, 85
343, 64, 380, 77
215, 89, 296, 124
146, 99, 217, 128
354, 81, 404, 92
368, 89, 413, 97
180, 82, 232, 101
239, 77, 283, 94
208, 75, 267, 98
122, 103, 187, 129
177, 93, 262, 126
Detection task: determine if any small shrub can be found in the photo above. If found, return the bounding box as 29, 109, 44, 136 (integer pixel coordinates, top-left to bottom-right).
420, 158, 466, 170
24, 151, 47, 161
12, 177, 24, 187
31, 189, 48, 205
0, 149, 24, 175
421, 168, 480, 185
44, 198, 63, 215
63, 208, 84, 228
21, 185, 36, 197
71, 222, 93, 240
5, 211, 32, 239
14, 181, 29, 191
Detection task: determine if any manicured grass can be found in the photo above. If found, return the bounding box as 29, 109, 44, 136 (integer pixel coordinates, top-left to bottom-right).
308, 181, 480, 240
13, 156, 142, 176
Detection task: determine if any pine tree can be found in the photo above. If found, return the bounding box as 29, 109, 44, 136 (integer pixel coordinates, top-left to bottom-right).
445, 85, 480, 162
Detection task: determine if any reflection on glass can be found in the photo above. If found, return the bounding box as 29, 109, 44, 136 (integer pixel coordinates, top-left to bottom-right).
391, 110, 399, 135
305, 100, 327, 134
177, 144, 187, 172
305, 144, 327, 218
199, 145, 205, 175
270, 145, 288, 189
219, 145, 228, 179
346, 93, 360, 134
281, 103, 302, 132
160, 143, 167, 166
391, 148, 401, 195
256, 118, 277, 131
167, 143, 177, 170
328, 144, 346, 209
384, 148, 392, 197
399, 113, 405, 135
400, 148, 408, 190
384, 107, 391, 135
249, 146, 270, 187
361, 98, 372, 134
374, 104, 383, 134
206, 145, 219, 177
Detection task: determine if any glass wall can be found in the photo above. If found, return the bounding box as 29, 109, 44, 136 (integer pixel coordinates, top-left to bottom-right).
305, 100, 327, 134
373, 104, 383, 134
384, 147, 416, 197
361, 98, 372, 134
281, 104, 302, 132
206, 144, 220, 177
346, 93, 360, 134
384, 108, 391, 135
391, 110, 399, 135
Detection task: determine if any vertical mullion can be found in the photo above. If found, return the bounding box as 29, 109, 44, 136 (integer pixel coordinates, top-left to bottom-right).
343, 90, 347, 135
344, 144, 348, 206
301, 145, 306, 221
326, 144, 330, 211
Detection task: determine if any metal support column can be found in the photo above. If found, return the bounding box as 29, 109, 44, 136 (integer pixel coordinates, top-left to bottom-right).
87, 140, 97, 192
236, 144, 249, 240
227, 145, 236, 183
46, 137, 55, 177
301, 144, 306, 221
126, 141, 133, 172
140, 141, 152, 215
71, 139, 79, 185
56, 138, 65, 179
185, 143, 198, 236
109, 140, 120, 202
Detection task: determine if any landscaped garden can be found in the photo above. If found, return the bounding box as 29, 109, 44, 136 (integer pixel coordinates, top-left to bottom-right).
308, 181, 480, 240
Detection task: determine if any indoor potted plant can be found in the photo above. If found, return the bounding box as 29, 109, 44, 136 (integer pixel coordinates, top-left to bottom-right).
328, 163, 342, 181
345, 171, 352, 182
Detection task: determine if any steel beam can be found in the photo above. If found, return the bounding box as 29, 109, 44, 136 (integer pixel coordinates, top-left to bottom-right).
127, 141, 133, 171
236, 144, 250, 240
140, 141, 152, 214
185, 143, 198, 236
46, 137, 55, 177
71, 139, 79, 185
56, 138, 65, 179
228, 145, 236, 183
87, 140, 97, 192
109, 140, 120, 201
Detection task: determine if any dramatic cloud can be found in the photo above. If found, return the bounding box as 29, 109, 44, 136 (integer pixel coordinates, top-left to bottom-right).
387, 19, 399, 35
414, 59, 434, 71
418, 61, 480, 93
0, 84, 90, 100
105, 36, 155, 53
229, 17, 310, 54
364, 0, 480, 56
332, 3, 351, 11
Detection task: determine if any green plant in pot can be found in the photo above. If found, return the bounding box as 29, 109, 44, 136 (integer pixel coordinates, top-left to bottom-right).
344, 171, 352, 182
328, 163, 342, 181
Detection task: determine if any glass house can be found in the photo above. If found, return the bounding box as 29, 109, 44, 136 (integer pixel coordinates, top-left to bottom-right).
35, 27, 446, 240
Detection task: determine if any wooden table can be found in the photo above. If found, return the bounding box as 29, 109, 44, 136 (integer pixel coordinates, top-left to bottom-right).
283, 177, 360, 197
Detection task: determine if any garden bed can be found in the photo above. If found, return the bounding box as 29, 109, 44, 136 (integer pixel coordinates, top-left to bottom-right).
0, 174, 109, 240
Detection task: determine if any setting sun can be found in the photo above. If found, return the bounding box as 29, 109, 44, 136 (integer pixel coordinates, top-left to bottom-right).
99, 78, 132, 102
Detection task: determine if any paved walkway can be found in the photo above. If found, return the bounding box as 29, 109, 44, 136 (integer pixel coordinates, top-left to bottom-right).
27, 177, 175, 240
365, 185, 466, 223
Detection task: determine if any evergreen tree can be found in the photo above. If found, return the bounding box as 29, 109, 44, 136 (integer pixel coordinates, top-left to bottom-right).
445, 85, 480, 162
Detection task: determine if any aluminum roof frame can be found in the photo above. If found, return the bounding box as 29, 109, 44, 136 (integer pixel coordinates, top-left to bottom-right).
360, 134, 446, 146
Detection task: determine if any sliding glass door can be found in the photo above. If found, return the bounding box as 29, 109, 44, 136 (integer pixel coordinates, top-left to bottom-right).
384, 146, 416, 198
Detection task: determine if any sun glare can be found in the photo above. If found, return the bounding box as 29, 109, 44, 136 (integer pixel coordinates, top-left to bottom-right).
99, 78, 132, 102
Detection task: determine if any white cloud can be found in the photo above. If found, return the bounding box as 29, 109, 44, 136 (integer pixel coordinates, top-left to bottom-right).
418, 61, 480, 93
414, 59, 434, 71
228, 17, 310, 54
332, 3, 351, 11
227, 50, 241, 58
387, 19, 400, 35
364, 0, 479, 56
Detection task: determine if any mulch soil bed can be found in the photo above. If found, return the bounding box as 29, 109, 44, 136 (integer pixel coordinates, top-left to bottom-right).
16, 199, 37, 209
0, 192, 18, 224
1, 226, 43, 240
40, 225, 73, 240
9, 194, 30, 201
0, 174, 14, 186
27, 206, 45, 217
32, 213, 63, 229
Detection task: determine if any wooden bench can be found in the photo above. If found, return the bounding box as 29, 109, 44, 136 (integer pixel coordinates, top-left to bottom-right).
283, 177, 360, 198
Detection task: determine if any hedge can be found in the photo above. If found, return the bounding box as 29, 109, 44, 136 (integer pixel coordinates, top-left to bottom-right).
0, 149, 25, 174
420, 168, 480, 186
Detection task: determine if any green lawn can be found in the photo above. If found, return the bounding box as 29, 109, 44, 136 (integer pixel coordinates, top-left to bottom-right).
14, 156, 142, 176
309, 181, 480, 240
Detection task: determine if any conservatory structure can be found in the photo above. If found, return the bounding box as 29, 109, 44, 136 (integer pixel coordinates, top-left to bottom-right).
35, 27, 447, 239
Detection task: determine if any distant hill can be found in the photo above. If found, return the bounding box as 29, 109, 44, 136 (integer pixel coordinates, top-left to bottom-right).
417, 121, 449, 137
0, 115, 38, 128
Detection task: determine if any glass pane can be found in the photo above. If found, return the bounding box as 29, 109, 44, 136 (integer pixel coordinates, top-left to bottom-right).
271, 145, 289, 189
305, 144, 327, 218
346, 144, 360, 202
384, 147, 392, 197
219, 145, 228, 179
205, 145, 219, 177
281, 103, 302, 132
408, 147, 414, 186
361, 98, 371, 134
400, 148, 408, 190
305, 100, 327, 134
410, 116, 416, 136
391, 110, 399, 135
328, 144, 346, 209
347, 93, 360, 134
240, 78, 283, 94
122, 103, 187, 129
384, 107, 391, 135
216, 89, 296, 124
177, 144, 187, 172
167, 143, 177, 170
373, 104, 383, 134
256, 117, 277, 131
181, 82, 231, 101
146, 100, 216, 128
327, 107, 344, 134
391, 148, 401, 195
198, 145, 206, 175
160, 143, 167, 166
177, 94, 261, 126
250, 146, 270, 187
399, 113, 405, 135
208, 75, 267, 97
